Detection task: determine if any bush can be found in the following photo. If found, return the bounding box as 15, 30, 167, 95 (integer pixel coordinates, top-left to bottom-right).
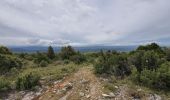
16, 73, 40, 90
129, 51, 144, 73
94, 51, 131, 77
131, 62, 170, 90
130, 50, 160, 73
0, 76, 10, 91
33, 52, 49, 64
0, 54, 22, 74
141, 51, 159, 70
156, 62, 170, 90
139, 69, 158, 87
112, 55, 131, 77
39, 60, 48, 67
70, 53, 86, 64
0, 46, 12, 55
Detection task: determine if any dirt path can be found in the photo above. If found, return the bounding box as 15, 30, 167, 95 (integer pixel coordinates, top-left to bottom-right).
34, 67, 103, 100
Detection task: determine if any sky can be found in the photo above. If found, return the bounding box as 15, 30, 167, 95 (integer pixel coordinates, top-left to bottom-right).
0, 0, 170, 46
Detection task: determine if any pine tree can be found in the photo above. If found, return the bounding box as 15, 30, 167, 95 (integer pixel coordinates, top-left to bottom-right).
47, 46, 55, 59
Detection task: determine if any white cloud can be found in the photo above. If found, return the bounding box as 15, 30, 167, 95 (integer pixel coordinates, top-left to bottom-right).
0, 0, 170, 46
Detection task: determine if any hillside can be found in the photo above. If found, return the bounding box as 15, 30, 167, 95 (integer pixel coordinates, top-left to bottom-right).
0, 43, 170, 100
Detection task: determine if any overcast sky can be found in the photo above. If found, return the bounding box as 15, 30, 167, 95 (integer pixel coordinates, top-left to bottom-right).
0, 0, 170, 46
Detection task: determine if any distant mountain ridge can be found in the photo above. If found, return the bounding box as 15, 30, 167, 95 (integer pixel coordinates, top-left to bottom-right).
8, 46, 138, 53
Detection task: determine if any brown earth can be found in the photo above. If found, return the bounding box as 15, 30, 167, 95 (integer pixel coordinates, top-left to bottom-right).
33, 67, 103, 100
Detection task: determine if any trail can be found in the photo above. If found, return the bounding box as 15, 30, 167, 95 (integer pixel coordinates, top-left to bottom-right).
34, 67, 103, 100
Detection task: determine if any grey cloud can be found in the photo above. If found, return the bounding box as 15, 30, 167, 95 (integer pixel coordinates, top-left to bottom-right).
0, 0, 170, 46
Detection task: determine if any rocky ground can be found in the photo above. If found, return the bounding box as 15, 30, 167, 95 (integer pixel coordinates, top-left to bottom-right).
2, 66, 165, 100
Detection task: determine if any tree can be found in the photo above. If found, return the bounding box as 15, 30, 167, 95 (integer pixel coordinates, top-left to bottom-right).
47, 46, 55, 59
60, 46, 76, 60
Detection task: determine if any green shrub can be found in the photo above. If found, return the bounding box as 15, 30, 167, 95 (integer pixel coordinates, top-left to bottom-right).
0, 76, 10, 91
141, 51, 159, 70
0, 54, 22, 74
156, 62, 170, 90
70, 53, 86, 64
0, 46, 12, 55
139, 69, 158, 87
33, 52, 49, 64
130, 67, 140, 82
16, 73, 40, 90
94, 51, 131, 77
63, 59, 70, 64
131, 62, 170, 90
39, 60, 48, 67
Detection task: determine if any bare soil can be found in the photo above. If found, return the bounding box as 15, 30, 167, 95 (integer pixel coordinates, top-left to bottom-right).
33, 67, 103, 100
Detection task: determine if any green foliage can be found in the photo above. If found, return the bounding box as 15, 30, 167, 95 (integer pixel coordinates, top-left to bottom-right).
70, 52, 86, 64
0, 46, 12, 55
16, 73, 40, 90
39, 60, 48, 67
0, 54, 22, 74
60, 46, 76, 60
112, 55, 131, 77
137, 43, 162, 52
156, 62, 170, 90
33, 52, 49, 64
63, 59, 70, 64
141, 51, 159, 70
94, 50, 131, 77
139, 69, 158, 87
130, 50, 160, 72
94, 50, 112, 74
165, 48, 170, 61
131, 62, 170, 90
59, 46, 86, 64
130, 51, 144, 73
0, 76, 10, 91
47, 46, 55, 59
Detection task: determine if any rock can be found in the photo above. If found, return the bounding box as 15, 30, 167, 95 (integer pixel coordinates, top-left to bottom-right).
86, 95, 91, 98
102, 93, 115, 98
102, 94, 110, 98
80, 79, 89, 84
114, 86, 119, 89
53, 90, 57, 93
137, 88, 142, 92
79, 92, 85, 97
149, 94, 162, 100
109, 92, 115, 98
64, 83, 73, 90
22, 92, 35, 100
19, 91, 26, 95
54, 80, 62, 84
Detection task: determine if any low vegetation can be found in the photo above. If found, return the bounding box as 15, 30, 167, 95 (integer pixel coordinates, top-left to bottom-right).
16, 72, 40, 90
94, 43, 170, 91
0, 43, 169, 99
